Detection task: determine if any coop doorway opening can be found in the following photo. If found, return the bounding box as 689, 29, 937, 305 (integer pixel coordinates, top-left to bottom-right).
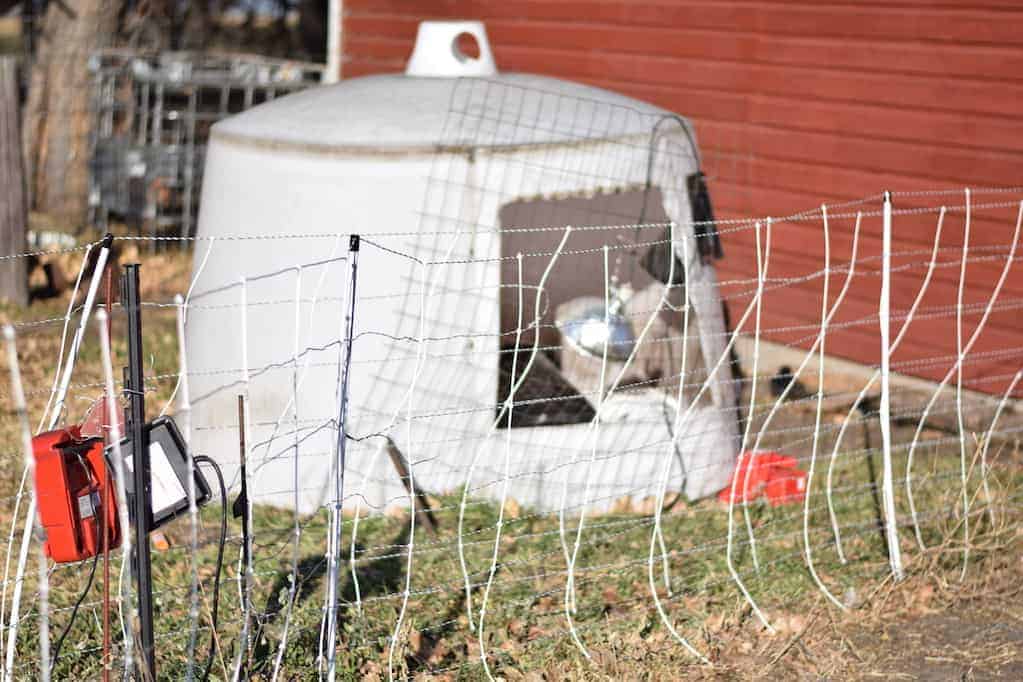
496, 187, 706, 428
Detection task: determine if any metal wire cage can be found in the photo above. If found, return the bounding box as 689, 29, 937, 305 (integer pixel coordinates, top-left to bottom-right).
87, 49, 324, 241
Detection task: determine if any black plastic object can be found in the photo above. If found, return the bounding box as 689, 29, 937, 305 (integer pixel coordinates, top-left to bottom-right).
107, 416, 212, 529
687, 171, 723, 263
640, 171, 723, 285
122, 262, 155, 679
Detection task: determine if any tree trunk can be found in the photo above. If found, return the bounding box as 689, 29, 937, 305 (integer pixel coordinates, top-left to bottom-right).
0, 56, 28, 306
23, 0, 117, 228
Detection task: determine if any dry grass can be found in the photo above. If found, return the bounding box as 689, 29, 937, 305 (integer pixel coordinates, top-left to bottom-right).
0, 244, 1020, 680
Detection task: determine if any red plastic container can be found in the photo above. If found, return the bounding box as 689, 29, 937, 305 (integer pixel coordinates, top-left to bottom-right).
32, 427, 121, 563
718, 450, 807, 507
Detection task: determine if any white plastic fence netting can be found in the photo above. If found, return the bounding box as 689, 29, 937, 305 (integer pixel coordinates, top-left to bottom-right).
0, 186, 1021, 679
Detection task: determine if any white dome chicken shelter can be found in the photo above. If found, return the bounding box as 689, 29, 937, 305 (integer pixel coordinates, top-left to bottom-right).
185, 21, 740, 515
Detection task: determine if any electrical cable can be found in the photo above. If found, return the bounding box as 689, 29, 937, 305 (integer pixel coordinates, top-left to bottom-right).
193, 455, 227, 682
51, 447, 109, 673
51, 445, 226, 678
50, 544, 100, 673
638, 113, 743, 460
637, 113, 702, 508
855, 398, 890, 557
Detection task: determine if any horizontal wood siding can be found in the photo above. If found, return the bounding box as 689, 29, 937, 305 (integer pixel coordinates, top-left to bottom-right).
342, 1, 1023, 395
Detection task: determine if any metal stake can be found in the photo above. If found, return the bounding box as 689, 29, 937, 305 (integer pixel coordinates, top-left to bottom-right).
123, 263, 156, 679
233, 394, 252, 678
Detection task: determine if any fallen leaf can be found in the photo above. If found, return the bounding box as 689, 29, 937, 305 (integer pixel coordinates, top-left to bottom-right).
527, 625, 546, 641
507, 619, 525, 638
408, 629, 422, 653
704, 612, 726, 634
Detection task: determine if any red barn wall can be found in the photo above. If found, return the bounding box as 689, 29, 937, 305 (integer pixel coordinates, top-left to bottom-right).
341, 1, 1023, 396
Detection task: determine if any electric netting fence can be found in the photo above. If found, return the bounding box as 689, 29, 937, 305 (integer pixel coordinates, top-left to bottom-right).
0, 186, 1021, 680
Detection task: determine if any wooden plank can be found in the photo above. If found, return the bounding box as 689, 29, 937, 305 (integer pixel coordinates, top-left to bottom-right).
0, 56, 28, 307
757, 5, 1023, 46
709, 181, 1022, 252
740, 124, 1023, 186
722, 295, 1023, 396
719, 220, 1023, 300
344, 35, 1023, 119
750, 96, 1023, 154
718, 269, 1023, 344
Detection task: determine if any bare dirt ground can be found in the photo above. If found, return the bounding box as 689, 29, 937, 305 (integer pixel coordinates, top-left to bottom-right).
620, 553, 1020, 681
771, 566, 1023, 681
529, 554, 1023, 681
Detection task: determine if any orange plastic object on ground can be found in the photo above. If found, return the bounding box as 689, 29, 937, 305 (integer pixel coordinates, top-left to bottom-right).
32, 427, 121, 563
717, 450, 807, 507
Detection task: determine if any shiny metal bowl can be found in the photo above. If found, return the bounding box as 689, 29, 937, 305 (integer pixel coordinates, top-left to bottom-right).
556, 296, 636, 362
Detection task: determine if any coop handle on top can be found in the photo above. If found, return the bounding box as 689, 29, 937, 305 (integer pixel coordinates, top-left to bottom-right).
405, 21, 499, 78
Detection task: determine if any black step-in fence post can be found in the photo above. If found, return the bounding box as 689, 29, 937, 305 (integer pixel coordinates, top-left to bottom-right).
122, 263, 156, 680
234, 393, 252, 677
325, 234, 360, 678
